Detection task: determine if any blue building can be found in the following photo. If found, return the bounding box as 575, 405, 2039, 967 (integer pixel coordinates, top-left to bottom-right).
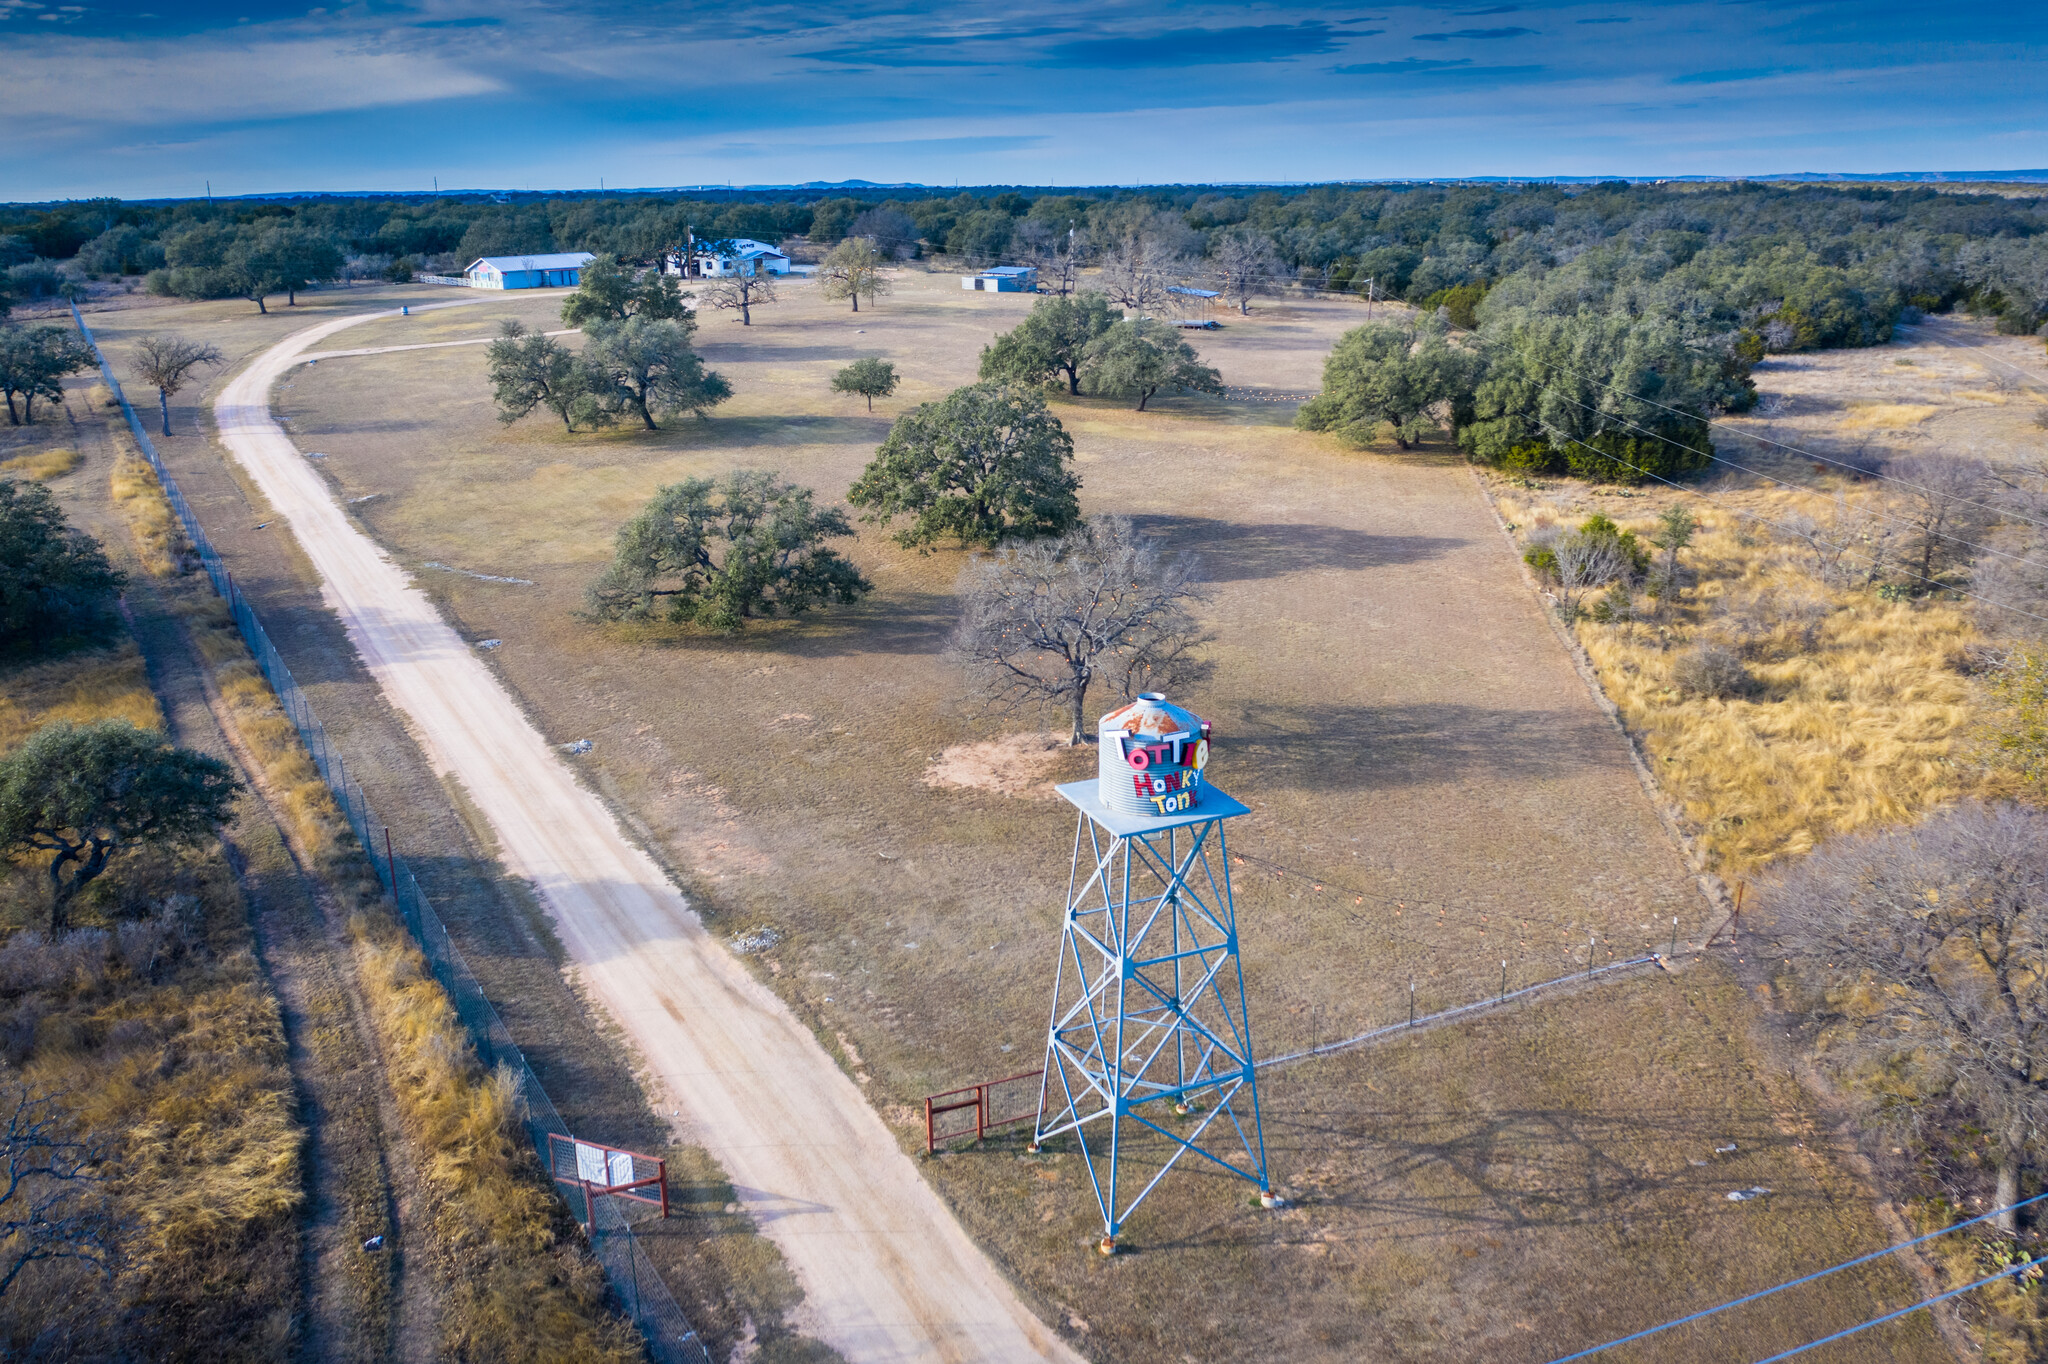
462, 252, 596, 290
961, 266, 1039, 293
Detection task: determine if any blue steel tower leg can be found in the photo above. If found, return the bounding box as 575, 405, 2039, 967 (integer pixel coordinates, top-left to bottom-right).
1034, 784, 1271, 1254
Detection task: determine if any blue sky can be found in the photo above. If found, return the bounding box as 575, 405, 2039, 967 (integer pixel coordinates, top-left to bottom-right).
2, 1, 2043, 200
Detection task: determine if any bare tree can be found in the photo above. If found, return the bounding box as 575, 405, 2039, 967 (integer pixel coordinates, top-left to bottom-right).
1098, 235, 1187, 316
1765, 802, 2048, 1232
1888, 453, 1993, 586
0, 1086, 115, 1297
1777, 494, 1901, 589
950, 516, 1209, 745
701, 272, 778, 326
1208, 229, 1282, 316
130, 334, 222, 436
1550, 531, 1630, 619
849, 207, 918, 259
1014, 220, 1087, 297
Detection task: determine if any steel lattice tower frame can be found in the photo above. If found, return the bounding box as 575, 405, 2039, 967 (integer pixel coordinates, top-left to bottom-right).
1034, 781, 1272, 1251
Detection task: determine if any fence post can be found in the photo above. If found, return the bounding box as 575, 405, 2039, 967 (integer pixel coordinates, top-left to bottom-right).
1588, 934, 1596, 980
1671, 917, 1680, 960
924, 1098, 935, 1155
658, 1158, 669, 1220
1500, 960, 1507, 1004
1408, 978, 1415, 1028
976, 1084, 987, 1143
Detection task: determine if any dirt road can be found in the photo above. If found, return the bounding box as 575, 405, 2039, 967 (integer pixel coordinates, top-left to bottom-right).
215, 304, 1079, 1364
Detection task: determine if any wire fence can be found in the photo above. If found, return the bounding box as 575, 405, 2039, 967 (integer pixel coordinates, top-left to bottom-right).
72, 305, 714, 1364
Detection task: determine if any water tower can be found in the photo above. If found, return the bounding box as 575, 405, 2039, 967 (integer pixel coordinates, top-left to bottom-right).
1032, 693, 1274, 1254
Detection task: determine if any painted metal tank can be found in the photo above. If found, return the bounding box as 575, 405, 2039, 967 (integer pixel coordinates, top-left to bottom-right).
1097, 693, 1212, 818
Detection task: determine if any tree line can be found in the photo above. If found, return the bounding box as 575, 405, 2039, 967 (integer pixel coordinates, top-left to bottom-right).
11, 181, 2048, 346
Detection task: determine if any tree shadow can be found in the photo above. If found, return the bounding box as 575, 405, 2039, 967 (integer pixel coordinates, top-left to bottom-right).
1229, 701, 1624, 792
1128, 515, 1463, 581
617, 588, 958, 660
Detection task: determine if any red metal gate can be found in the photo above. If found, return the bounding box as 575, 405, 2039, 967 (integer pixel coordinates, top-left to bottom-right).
922, 1070, 1044, 1154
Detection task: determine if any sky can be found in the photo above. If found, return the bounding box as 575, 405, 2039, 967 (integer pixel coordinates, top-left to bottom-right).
2, 1, 2045, 200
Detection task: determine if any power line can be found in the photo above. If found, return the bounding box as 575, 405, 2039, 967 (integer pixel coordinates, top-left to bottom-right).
1544, 1189, 2048, 1362
1529, 353, 2048, 537
1534, 384, 2048, 579
1751, 1253, 2046, 1364
1537, 425, 2048, 626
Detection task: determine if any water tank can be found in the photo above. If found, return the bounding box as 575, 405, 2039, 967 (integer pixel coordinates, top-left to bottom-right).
1097, 693, 1212, 818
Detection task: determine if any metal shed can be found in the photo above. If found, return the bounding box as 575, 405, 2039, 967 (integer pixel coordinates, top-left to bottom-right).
462, 252, 596, 290
961, 266, 1040, 293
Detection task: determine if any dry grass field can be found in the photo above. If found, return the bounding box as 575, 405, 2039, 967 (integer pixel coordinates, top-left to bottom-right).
1489, 316, 2048, 879
96, 266, 1960, 1361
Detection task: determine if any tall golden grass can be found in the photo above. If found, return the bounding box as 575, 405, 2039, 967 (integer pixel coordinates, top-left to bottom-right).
109, 449, 641, 1357
109, 443, 187, 578
1497, 485, 1999, 874
0, 645, 162, 751
0, 447, 82, 480
1, 644, 302, 1353
353, 916, 643, 1363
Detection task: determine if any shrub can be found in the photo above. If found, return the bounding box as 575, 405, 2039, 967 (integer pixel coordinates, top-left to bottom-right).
1672, 643, 1754, 698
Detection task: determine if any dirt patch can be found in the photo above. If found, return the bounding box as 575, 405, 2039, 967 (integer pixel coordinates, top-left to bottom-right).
923, 732, 1078, 798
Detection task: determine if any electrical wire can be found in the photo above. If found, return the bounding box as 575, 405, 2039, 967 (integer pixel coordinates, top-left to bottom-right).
1543, 1189, 2048, 1362
1532, 384, 2048, 579
1750, 1254, 2047, 1364
1528, 352, 2048, 536
1534, 425, 2048, 626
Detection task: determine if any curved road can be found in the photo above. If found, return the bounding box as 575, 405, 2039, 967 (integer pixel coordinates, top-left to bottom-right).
215, 304, 1077, 1364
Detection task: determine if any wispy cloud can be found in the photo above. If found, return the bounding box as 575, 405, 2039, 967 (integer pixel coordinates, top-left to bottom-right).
0, 1, 2043, 198
1672, 66, 1805, 85
1040, 23, 1384, 69
1414, 27, 1538, 41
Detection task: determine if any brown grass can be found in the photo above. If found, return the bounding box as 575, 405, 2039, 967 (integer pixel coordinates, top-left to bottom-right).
239, 270, 1947, 1359
0, 446, 82, 480
1495, 486, 1996, 874
0, 630, 302, 1356
352, 914, 643, 1363
101, 415, 643, 1358
110, 443, 190, 578
0, 642, 162, 750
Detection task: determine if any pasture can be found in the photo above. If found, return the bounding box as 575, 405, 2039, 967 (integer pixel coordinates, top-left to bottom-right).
111, 270, 1946, 1359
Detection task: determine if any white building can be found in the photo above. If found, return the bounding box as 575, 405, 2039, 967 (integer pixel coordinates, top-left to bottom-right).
667, 239, 792, 279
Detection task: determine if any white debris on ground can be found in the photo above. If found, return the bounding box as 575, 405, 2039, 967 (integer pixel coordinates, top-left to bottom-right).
423, 560, 535, 585
729, 926, 783, 955
477, 639, 502, 651
561, 739, 592, 755
1725, 1187, 1773, 1202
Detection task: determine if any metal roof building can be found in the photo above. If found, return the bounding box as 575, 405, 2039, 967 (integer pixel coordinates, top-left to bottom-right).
961, 265, 1039, 293
462, 252, 595, 290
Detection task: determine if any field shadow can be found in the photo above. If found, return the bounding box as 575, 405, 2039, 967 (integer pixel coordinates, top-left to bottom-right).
697, 342, 897, 365
1098, 1099, 1812, 1254
1263, 1101, 1810, 1236
618, 587, 957, 660
1231, 701, 1623, 792
1130, 514, 1462, 581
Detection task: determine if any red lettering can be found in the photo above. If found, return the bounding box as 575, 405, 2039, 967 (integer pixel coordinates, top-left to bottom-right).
1125, 739, 1150, 770
1147, 743, 1171, 766
1132, 774, 1151, 797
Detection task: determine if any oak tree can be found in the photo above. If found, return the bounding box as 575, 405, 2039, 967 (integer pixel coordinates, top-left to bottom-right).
130, 333, 222, 436
831, 357, 898, 413
0, 720, 239, 933
848, 382, 1080, 550
587, 470, 870, 632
